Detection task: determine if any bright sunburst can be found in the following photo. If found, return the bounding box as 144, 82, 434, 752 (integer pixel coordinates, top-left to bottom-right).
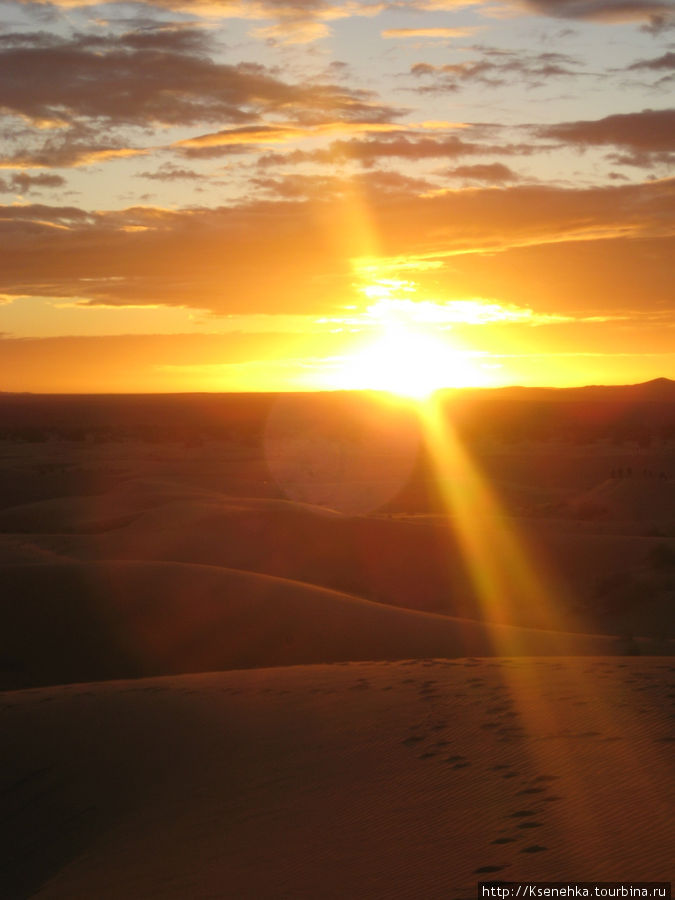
334, 324, 489, 398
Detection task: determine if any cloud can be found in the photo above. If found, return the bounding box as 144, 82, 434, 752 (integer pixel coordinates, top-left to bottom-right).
137, 164, 206, 181
0, 179, 672, 317
381, 26, 477, 37
628, 51, 675, 71
516, 0, 675, 28
0, 136, 149, 170
539, 109, 675, 164
358, 295, 625, 325
12, 0, 389, 49
445, 162, 521, 181
0, 28, 372, 127
172, 120, 406, 158
10, 0, 674, 33
409, 48, 579, 90
256, 129, 528, 166
0, 172, 66, 192
0, 24, 403, 174
252, 169, 433, 197
0, 203, 92, 225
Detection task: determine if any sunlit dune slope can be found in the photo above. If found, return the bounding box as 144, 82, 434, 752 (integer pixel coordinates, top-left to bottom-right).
0, 561, 646, 690
2, 659, 673, 898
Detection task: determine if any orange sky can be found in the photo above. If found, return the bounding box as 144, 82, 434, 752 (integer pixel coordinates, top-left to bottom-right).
0, 2, 673, 393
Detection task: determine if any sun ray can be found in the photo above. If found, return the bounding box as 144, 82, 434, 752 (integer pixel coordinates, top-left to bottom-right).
418, 394, 585, 647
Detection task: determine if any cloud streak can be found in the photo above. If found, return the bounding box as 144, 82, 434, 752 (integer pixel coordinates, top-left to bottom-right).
539, 108, 675, 165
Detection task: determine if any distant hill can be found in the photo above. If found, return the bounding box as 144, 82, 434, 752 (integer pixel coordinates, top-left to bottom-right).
439, 377, 675, 404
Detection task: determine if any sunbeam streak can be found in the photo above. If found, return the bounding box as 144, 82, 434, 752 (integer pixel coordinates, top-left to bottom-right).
416, 395, 675, 870
418, 395, 586, 651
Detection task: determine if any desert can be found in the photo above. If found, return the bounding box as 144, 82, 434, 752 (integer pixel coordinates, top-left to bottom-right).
0, 386, 673, 897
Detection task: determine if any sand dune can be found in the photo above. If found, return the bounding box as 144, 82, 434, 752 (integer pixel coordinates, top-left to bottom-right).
570, 476, 675, 522
0, 560, 651, 690
2, 658, 673, 898
0, 478, 226, 534
2, 480, 674, 636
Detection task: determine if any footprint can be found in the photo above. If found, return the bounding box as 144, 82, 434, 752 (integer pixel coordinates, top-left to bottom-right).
402, 735, 425, 745
517, 788, 545, 795
517, 822, 543, 829
452, 761, 471, 769
491, 837, 516, 845
474, 866, 507, 874
521, 845, 547, 853
508, 810, 536, 818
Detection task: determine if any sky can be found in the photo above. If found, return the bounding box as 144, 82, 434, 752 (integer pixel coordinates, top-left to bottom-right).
0, 0, 673, 392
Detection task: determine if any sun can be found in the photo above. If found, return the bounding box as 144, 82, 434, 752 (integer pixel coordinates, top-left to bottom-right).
333, 324, 487, 398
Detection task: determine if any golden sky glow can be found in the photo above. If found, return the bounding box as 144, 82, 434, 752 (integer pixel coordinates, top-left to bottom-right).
0, 0, 673, 392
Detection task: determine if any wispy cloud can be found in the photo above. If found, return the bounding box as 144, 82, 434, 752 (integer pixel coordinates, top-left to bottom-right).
409, 47, 580, 91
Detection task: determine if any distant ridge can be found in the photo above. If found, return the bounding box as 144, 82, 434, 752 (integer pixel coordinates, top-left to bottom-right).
628, 377, 675, 396
439, 377, 675, 404
1, 378, 675, 400
550, 377, 675, 403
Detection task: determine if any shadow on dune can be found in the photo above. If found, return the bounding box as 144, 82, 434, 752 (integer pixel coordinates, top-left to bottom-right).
1, 561, 665, 690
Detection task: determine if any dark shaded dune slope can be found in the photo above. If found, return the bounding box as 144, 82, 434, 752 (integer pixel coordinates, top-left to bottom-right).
2, 486, 675, 634
0, 490, 477, 617
0, 561, 642, 689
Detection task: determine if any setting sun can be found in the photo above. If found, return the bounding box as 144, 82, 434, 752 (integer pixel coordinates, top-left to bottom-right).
332, 325, 490, 397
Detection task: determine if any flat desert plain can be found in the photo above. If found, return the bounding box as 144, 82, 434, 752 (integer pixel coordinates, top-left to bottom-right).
0, 389, 674, 897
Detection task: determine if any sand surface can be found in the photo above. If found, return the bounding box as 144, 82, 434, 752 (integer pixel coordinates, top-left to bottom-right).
2, 658, 673, 899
